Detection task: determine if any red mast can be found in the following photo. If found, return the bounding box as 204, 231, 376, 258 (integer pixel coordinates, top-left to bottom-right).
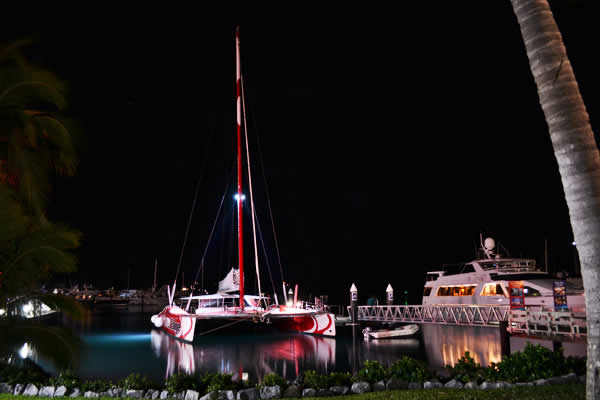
236, 26, 245, 310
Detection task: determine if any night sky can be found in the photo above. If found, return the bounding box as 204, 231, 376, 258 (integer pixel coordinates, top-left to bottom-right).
3, 2, 598, 305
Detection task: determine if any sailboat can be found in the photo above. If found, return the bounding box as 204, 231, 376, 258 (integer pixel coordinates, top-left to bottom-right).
150, 28, 335, 342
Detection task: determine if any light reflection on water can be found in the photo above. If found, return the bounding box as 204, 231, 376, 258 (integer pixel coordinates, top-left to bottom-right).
420, 324, 502, 370
36, 312, 585, 382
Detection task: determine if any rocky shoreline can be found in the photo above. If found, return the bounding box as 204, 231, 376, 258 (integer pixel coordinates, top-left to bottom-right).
0, 372, 585, 399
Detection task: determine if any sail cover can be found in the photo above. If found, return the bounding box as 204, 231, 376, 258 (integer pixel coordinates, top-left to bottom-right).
218, 268, 241, 293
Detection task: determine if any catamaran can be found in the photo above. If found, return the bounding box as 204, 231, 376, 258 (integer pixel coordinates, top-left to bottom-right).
151, 28, 335, 342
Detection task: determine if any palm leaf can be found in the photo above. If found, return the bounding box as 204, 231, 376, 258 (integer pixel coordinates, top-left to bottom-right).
0, 320, 81, 370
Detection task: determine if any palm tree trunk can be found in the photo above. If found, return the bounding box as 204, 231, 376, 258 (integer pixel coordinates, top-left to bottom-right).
510, 0, 600, 397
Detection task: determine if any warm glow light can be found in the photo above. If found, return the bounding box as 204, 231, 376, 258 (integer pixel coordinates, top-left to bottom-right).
286, 301, 293, 307
242, 373, 248, 381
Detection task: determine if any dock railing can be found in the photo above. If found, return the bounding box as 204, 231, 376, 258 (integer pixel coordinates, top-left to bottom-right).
349, 305, 510, 327
348, 304, 587, 338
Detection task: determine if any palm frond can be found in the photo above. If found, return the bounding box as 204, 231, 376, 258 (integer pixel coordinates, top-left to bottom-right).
0, 320, 81, 370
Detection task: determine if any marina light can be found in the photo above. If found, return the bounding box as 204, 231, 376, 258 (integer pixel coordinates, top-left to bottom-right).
234, 193, 246, 202
572, 241, 576, 246
19, 343, 31, 359
0, 308, 4, 316
242, 373, 249, 381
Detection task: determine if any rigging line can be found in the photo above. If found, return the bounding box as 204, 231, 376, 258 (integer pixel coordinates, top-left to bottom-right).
172, 126, 217, 285
248, 95, 286, 287
195, 316, 256, 336
254, 207, 278, 305
192, 170, 234, 289
241, 73, 262, 300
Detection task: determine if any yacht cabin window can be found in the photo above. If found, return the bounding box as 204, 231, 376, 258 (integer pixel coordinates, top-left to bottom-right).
481, 283, 507, 297
436, 285, 476, 296
523, 286, 541, 297
423, 287, 432, 296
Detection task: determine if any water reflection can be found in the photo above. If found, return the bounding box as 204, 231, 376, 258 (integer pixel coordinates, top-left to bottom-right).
150, 329, 337, 382
421, 324, 502, 368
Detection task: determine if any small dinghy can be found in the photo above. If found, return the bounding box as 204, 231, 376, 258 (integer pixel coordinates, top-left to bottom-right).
362, 324, 419, 340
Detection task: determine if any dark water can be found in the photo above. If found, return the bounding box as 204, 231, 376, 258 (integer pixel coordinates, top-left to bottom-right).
31, 311, 586, 383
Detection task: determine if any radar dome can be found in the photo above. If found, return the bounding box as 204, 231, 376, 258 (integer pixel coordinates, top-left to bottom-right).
484, 237, 496, 251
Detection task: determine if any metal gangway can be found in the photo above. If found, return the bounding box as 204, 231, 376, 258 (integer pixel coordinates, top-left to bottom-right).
349, 305, 587, 338
351, 305, 510, 327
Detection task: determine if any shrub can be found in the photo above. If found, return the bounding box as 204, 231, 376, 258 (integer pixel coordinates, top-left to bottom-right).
389, 356, 430, 383
206, 373, 235, 393
303, 370, 328, 389
81, 379, 111, 393
120, 373, 152, 391
356, 360, 387, 383
327, 371, 352, 387
165, 373, 197, 394
446, 351, 483, 383
262, 372, 287, 390
486, 343, 585, 383
0, 360, 49, 385
49, 370, 81, 390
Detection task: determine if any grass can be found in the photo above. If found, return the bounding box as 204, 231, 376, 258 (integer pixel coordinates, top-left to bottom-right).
0, 384, 585, 400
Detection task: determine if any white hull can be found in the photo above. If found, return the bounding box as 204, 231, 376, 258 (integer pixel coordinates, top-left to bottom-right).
363, 324, 419, 339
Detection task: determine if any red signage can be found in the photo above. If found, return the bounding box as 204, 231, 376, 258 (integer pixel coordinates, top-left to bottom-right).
509, 281, 525, 310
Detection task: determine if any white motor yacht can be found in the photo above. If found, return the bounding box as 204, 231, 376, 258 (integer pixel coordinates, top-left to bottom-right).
422, 238, 585, 311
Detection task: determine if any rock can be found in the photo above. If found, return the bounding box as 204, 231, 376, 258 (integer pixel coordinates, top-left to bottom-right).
443, 379, 463, 389
301, 388, 316, 398
128, 389, 146, 398
329, 386, 348, 396
14, 384, 24, 395
84, 391, 100, 398
55, 386, 68, 397
113, 388, 123, 397
386, 377, 408, 390
350, 381, 370, 394
495, 382, 512, 388
534, 378, 548, 386
561, 373, 578, 383
152, 390, 161, 399
0, 383, 13, 394
372, 381, 386, 392
423, 381, 442, 389
40, 386, 56, 397
145, 389, 154, 398
316, 388, 333, 397
160, 390, 170, 399
578, 375, 586, 384
217, 391, 236, 400
176, 391, 187, 400
516, 382, 534, 387
236, 388, 259, 400
200, 391, 217, 400
259, 385, 281, 399
185, 390, 199, 400
480, 381, 496, 390
282, 385, 300, 398
464, 381, 479, 389
546, 376, 567, 385
70, 388, 81, 397
23, 383, 39, 396
407, 382, 422, 389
